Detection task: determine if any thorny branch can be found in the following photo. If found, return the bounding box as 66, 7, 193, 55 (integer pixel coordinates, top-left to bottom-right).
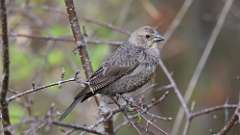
1, 0, 12, 134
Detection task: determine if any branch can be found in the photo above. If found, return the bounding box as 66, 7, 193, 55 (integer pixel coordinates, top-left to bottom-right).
4, 33, 124, 46
162, 0, 194, 44
7, 76, 78, 102
111, 98, 143, 135
1, 0, 12, 134
64, 0, 102, 107
158, 59, 190, 117
79, 117, 105, 135
111, 91, 171, 135
172, 0, 234, 134
64, 0, 93, 78
80, 17, 130, 35
64, 1, 114, 134
154, 1, 195, 134
218, 102, 240, 134
51, 121, 107, 135
190, 104, 238, 119
9, 4, 129, 35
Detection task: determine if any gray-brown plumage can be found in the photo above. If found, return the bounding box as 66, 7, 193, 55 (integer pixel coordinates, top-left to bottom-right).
59, 26, 165, 120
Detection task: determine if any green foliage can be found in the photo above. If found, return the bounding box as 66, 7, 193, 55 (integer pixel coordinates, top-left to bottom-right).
47, 25, 70, 37
95, 27, 113, 38
56, 0, 65, 6
48, 49, 64, 65
89, 45, 110, 71
10, 46, 44, 81
9, 104, 25, 124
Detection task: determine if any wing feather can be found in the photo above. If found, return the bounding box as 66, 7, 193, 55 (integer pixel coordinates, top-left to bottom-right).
86, 45, 143, 93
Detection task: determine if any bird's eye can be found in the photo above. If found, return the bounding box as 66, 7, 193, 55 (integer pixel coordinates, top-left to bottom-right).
145, 34, 150, 39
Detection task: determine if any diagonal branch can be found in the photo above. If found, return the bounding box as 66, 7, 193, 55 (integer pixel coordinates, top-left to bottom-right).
1, 0, 12, 134
64, 0, 101, 107
158, 59, 190, 117
64, 0, 113, 134
162, 0, 194, 44
172, 0, 235, 134
80, 17, 130, 35
64, 0, 93, 78
218, 97, 240, 135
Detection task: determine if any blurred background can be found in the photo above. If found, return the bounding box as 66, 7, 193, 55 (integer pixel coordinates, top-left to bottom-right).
1, 0, 240, 134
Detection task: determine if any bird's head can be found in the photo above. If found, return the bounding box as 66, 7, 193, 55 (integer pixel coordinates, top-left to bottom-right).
128, 26, 165, 49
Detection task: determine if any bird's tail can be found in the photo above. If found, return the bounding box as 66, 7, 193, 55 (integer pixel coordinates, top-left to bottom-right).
58, 88, 94, 121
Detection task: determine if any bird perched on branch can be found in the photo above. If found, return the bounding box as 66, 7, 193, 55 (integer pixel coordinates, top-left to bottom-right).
59, 26, 165, 120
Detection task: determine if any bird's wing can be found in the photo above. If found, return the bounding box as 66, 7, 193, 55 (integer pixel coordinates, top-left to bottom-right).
87, 46, 143, 92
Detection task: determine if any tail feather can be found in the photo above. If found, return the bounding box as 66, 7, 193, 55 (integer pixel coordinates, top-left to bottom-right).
59, 88, 94, 121
59, 96, 82, 121
80, 92, 94, 102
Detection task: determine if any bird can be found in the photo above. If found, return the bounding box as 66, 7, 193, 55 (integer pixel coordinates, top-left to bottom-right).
59, 26, 165, 121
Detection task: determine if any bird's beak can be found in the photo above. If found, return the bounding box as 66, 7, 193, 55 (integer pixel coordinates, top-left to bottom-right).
153, 33, 165, 43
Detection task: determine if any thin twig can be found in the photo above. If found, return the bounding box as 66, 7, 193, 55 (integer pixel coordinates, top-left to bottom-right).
140, 114, 168, 135
158, 59, 190, 117
154, 2, 196, 134
218, 106, 240, 135
190, 104, 238, 119
51, 121, 107, 135
79, 117, 105, 135
218, 96, 240, 135
1, 0, 12, 134
140, 0, 161, 20
162, 0, 194, 44
3, 33, 124, 46
115, 93, 170, 135
9, 4, 129, 35
146, 90, 170, 110
7, 77, 77, 102
80, 17, 130, 35
111, 98, 143, 135
172, 0, 235, 134
113, 117, 128, 133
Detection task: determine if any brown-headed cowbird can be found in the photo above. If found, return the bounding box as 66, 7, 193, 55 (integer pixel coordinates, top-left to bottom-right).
59, 26, 165, 120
